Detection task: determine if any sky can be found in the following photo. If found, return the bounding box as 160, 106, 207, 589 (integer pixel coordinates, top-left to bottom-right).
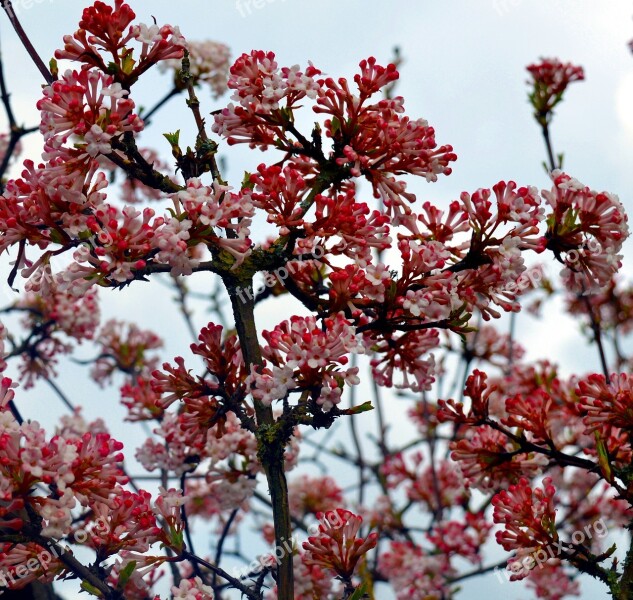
2, 0, 633, 598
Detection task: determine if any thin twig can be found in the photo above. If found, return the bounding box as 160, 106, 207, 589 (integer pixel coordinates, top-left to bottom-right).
140, 85, 181, 125
181, 551, 260, 600
347, 353, 366, 505
43, 375, 75, 412
1, 1, 54, 84
0, 31, 38, 185
212, 508, 240, 590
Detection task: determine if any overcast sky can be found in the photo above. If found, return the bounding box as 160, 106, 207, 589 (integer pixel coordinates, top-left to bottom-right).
2, 1, 633, 598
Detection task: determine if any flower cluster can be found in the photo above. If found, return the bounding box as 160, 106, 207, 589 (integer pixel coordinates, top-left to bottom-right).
38, 68, 144, 159
577, 372, 633, 433
171, 576, 215, 600
55, 0, 186, 83
161, 39, 231, 99
492, 477, 558, 556
170, 177, 254, 268
0, 401, 127, 539
378, 541, 453, 600
2, 5, 633, 598
302, 509, 378, 578
250, 313, 363, 410
527, 58, 585, 122
212, 50, 322, 148
288, 475, 343, 520
542, 171, 628, 291
382, 453, 469, 512
90, 319, 163, 386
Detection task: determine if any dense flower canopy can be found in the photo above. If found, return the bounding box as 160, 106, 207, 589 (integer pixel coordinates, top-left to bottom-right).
1, 2, 633, 600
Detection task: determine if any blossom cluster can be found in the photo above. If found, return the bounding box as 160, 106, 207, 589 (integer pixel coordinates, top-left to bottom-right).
1, 1, 632, 598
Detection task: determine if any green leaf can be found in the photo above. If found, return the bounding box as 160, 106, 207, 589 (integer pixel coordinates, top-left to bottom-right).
49, 229, 64, 244
280, 106, 294, 124
344, 401, 374, 415
171, 528, 184, 550
117, 561, 137, 588
595, 431, 613, 482
80, 581, 103, 597
163, 130, 181, 146
241, 171, 255, 190
121, 54, 137, 75
49, 58, 58, 79
330, 116, 341, 135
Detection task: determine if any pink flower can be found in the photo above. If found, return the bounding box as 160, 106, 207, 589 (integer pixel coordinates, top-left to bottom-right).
0, 542, 65, 589
38, 69, 143, 159
56, 1, 186, 81
90, 319, 163, 386
438, 369, 495, 425
525, 560, 580, 600
160, 39, 231, 99
251, 313, 363, 410
427, 512, 492, 561
542, 171, 629, 290
154, 487, 188, 553
368, 328, 439, 392
577, 372, 633, 433
212, 51, 321, 149
527, 58, 584, 122
378, 541, 454, 600
451, 426, 547, 490
171, 576, 214, 600
288, 475, 343, 519
89, 490, 161, 555
302, 509, 377, 578
382, 454, 469, 511
0, 157, 109, 256
492, 477, 558, 553
315, 59, 456, 218
120, 375, 165, 422
17, 288, 100, 341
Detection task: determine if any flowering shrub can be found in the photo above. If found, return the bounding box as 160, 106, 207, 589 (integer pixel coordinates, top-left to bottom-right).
1, 2, 633, 600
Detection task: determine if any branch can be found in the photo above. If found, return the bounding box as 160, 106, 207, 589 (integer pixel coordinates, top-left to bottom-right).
181, 551, 260, 600
0, 1, 54, 84
0, 31, 38, 186
226, 279, 295, 599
